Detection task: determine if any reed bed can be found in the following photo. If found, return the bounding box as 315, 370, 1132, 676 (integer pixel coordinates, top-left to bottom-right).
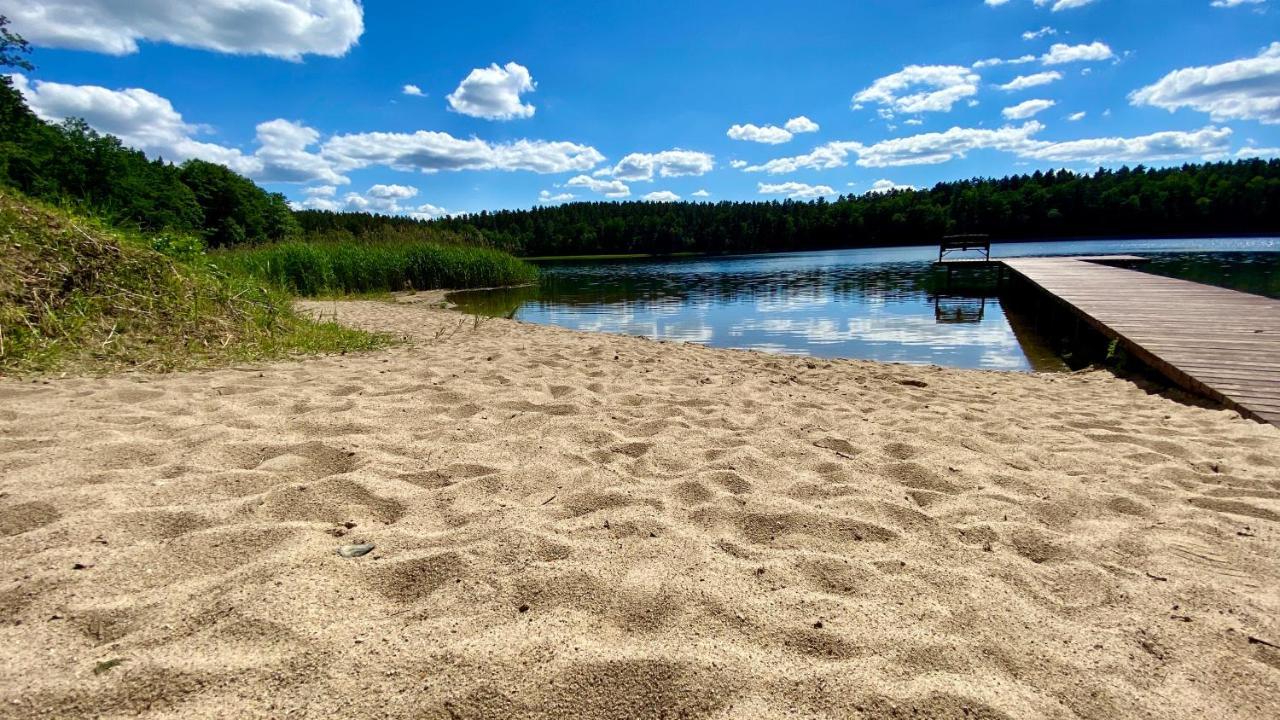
221, 240, 538, 296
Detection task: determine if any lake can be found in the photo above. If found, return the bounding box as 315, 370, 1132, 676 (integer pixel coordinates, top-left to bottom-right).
448, 238, 1280, 372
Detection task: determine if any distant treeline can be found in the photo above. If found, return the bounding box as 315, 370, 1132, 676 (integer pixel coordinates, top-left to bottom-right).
425, 160, 1280, 256
0, 50, 296, 248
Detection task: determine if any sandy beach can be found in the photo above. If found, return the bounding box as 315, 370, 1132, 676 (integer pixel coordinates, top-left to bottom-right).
1, 295, 1278, 719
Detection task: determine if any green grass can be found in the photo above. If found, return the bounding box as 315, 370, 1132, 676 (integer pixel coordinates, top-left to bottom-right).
0, 189, 386, 375
221, 240, 539, 296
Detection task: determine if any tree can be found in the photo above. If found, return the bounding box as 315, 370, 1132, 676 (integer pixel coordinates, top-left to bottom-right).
0, 15, 33, 72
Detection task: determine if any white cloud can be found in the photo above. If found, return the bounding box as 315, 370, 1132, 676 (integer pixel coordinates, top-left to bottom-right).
445, 62, 536, 120
857, 123, 1046, 167
973, 55, 1037, 69
1022, 26, 1058, 40
11, 75, 345, 184
691, 189, 711, 197
743, 141, 864, 174
987, 0, 1098, 9
757, 182, 837, 199
1003, 99, 1056, 119
1129, 42, 1280, 125
730, 159, 749, 169
322, 130, 604, 174
366, 184, 418, 200
1021, 126, 1234, 163
998, 71, 1063, 91
408, 203, 452, 220
0, 0, 363, 59
603, 150, 715, 181
784, 116, 820, 133
402, 84, 424, 97
566, 175, 631, 198
852, 65, 980, 114
538, 190, 575, 203
1237, 145, 1280, 156
1067, 111, 1087, 121
251, 119, 348, 184
298, 184, 451, 217
727, 123, 793, 144
1210, 0, 1264, 6
868, 179, 916, 193
1043, 0, 1099, 9
642, 190, 681, 202
1042, 42, 1115, 65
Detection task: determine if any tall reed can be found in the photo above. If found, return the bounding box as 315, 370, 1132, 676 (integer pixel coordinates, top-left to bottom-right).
220, 240, 539, 296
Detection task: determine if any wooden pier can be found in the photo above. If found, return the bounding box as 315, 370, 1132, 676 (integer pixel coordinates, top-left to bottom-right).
995, 256, 1280, 426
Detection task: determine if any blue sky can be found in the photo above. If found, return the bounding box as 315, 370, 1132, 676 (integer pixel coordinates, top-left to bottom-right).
4, 0, 1279, 217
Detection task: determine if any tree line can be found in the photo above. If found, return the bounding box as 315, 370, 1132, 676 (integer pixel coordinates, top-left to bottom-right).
428, 160, 1280, 256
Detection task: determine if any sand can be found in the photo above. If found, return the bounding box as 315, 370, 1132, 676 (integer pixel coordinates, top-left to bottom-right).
1, 294, 1278, 719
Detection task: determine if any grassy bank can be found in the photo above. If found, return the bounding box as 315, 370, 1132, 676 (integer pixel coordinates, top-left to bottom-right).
0, 189, 385, 374
221, 240, 539, 296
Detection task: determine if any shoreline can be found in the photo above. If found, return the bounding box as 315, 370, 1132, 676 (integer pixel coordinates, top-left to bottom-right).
2, 298, 1278, 718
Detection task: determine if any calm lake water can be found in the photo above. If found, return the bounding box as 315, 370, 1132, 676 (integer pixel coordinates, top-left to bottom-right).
449, 238, 1280, 372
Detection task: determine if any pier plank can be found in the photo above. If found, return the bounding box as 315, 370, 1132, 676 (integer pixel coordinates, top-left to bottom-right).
1000, 257, 1280, 426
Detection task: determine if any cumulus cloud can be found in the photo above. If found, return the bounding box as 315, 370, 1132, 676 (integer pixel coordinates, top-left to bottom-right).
603, 150, 715, 181
987, 0, 1098, 9
1068, 111, 1087, 121
757, 181, 836, 199
538, 190, 575, 203
11, 75, 345, 184
852, 65, 980, 114
972, 55, 1037, 69
566, 175, 631, 198
1237, 145, 1280, 156
322, 130, 604, 174
408, 204, 453, 220
1129, 42, 1280, 124
691, 189, 711, 197
1042, 42, 1115, 65
998, 71, 1063, 91
746, 123, 1046, 172
747, 121, 1229, 170
0, 0, 363, 59
730, 159, 749, 169
1021, 126, 1234, 162
1210, 0, 1264, 6
868, 179, 916, 193
727, 123, 793, 144
402, 84, 424, 97
784, 116, 820, 133
857, 123, 1047, 167
642, 190, 681, 202
1002, 99, 1056, 119
1022, 26, 1057, 40
446, 62, 536, 120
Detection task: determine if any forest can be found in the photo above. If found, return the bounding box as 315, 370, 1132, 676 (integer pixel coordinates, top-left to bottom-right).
424, 160, 1280, 256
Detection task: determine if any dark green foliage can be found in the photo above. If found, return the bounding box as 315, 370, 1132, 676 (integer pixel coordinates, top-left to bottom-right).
421, 162, 1280, 256
178, 160, 298, 247
221, 240, 539, 296
0, 15, 33, 71
0, 68, 295, 246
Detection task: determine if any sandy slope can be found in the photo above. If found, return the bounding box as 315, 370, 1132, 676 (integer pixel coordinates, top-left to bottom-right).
1, 296, 1278, 719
